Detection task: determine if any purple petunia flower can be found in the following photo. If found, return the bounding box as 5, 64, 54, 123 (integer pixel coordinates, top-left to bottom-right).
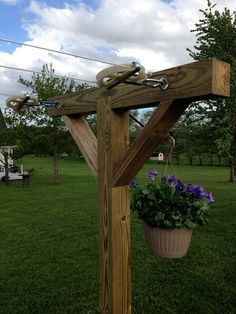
148, 170, 158, 181
187, 184, 195, 193
187, 184, 205, 198
161, 174, 176, 186
205, 191, 214, 204
175, 179, 186, 193
130, 180, 137, 188
194, 186, 205, 198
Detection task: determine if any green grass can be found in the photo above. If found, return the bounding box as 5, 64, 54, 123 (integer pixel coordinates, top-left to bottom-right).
0, 157, 235, 313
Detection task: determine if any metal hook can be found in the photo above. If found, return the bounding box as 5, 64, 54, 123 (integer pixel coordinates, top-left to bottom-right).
167, 135, 175, 154
123, 75, 168, 90
39, 100, 62, 108
141, 77, 169, 90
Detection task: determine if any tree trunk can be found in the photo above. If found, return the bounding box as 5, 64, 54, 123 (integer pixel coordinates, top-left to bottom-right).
209, 154, 213, 166
175, 152, 180, 165
229, 112, 236, 182
3, 152, 9, 185
188, 156, 193, 165
198, 154, 203, 166
53, 150, 59, 184
230, 158, 236, 182
218, 155, 221, 166
230, 142, 236, 182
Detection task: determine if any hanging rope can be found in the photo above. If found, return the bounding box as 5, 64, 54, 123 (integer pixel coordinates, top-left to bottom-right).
162, 135, 178, 178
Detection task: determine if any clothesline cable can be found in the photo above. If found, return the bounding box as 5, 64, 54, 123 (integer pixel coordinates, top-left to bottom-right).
0, 92, 13, 96
0, 64, 97, 84
0, 37, 130, 68
129, 113, 145, 127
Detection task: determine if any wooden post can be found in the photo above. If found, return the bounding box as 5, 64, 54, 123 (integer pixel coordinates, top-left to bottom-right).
47, 58, 230, 314
22, 173, 31, 187
97, 93, 131, 313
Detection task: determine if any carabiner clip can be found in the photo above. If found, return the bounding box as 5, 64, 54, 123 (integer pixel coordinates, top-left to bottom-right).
141, 77, 168, 90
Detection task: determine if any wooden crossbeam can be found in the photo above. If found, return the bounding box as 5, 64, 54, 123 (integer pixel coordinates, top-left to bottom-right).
48, 58, 230, 117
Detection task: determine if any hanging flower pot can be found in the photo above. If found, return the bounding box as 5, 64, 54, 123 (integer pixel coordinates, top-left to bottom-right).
130, 171, 214, 258
143, 223, 192, 258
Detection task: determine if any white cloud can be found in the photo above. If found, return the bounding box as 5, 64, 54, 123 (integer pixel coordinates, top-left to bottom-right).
0, 0, 235, 109
21, 0, 197, 72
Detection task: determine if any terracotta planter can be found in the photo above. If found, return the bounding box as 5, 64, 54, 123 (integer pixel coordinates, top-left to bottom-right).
143, 223, 192, 258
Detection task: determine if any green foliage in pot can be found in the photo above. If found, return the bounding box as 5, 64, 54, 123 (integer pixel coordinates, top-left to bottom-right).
130, 171, 214, 229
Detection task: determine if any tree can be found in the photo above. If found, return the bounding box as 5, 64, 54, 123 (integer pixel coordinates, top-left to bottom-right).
17, 64, 89, 184
187, 0, 236, 181
173, 106, 224, 166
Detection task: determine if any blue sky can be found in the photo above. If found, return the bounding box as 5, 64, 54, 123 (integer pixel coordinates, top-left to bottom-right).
0, 1, 29, 49
0, 0, 100, 52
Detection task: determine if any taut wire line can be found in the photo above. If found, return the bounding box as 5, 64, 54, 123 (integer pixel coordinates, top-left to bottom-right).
0, 37, 131, 69
0, 64, 96, 84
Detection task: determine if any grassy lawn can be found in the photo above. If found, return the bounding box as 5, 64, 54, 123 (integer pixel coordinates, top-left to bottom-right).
0, 157, 235, 313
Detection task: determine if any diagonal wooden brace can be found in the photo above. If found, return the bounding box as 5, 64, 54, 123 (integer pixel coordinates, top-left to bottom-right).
113, 99, 191, 187
63, 115, 98, 178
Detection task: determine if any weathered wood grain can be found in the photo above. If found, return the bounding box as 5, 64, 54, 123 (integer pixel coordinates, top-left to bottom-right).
212, 58, 231, 96
97, 94, 131, 313
48, 58, 230, 116
63, 115, 98, 178
113, 99, 191, 187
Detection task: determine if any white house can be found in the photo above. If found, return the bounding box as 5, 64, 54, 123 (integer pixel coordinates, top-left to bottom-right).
0, 146, 23, 181
150, 152, 164, 162
0, 145, 15, 167
0, 109, 23, 181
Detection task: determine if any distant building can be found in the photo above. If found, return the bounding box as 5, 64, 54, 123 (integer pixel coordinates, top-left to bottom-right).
0, 107, 6, 130
158, 152, 164, 161
0, 145, 16, 168
150, 152, 164, 161
0, 108, 22, 181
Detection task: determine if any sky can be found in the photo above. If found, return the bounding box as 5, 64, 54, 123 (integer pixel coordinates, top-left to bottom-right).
0, 0, 235, 109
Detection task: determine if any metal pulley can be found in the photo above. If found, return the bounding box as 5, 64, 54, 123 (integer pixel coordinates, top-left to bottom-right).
96, 62, 146, 89
6, 94, 61, 110
6, 94, 38, 110
96, 61, 169, 90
